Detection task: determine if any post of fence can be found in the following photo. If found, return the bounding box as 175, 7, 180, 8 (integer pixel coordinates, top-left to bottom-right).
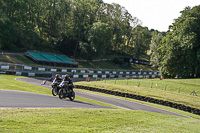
165, 85, 167, 91
125, 90, 127, 100
151, 82, 153, 88
138, 81, 140, 87
115, 78, 116, 84
179, 87, 181, 93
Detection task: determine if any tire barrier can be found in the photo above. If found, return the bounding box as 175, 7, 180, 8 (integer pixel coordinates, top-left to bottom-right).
75, 85, 200, 116
5, 71, 16, 75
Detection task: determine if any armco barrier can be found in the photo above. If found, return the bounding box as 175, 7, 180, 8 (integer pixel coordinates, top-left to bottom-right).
4, 70, 159, 79
5, 71, 52, 77
0, 62, 160, 78
75, 85, 200, 115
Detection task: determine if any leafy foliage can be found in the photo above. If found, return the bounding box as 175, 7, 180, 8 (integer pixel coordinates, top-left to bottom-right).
87, 22, 112, 59
0, 10, 17, 49
0, 0, 151, 59
152, 6, 200, 78
149, 31, 163, 67
132, 25, 152, 58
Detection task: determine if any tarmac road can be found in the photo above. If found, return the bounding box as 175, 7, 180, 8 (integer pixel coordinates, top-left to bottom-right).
1, 77, 190, 117
0, 89, 112, 109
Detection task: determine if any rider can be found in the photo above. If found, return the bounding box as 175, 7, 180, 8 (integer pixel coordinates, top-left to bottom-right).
43, 74, 62, 85
63, 74, 73, 90
53, 74, 62, 84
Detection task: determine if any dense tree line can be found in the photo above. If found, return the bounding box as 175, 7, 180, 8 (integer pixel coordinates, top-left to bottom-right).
150, 5, 200, 78
0, 0, 152, 60
1, 0, 199, 78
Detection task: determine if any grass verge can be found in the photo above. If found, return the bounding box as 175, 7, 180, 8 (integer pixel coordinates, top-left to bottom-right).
1, 108, 200, 133
1, 75, 200, 132
0, 55, 35, 65
78, 61, 155, 70
75, 79, 200, 109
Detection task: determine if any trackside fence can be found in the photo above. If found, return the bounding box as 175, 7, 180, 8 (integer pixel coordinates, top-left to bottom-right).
0, 62, 160, 79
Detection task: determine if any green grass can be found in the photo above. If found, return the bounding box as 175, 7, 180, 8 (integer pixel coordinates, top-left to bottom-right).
1, 108, 200, 133
75, 79, 200, 109
0, 75, 50, 95
1, 75, 200, 132
0, 55, 35, 65
78, 61, 155, 70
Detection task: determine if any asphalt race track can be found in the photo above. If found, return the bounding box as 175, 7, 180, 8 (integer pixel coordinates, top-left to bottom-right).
0, 89, 112, 109
0, 77, 190, 118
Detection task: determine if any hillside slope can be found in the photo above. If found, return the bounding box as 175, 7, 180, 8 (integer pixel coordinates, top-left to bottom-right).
0, 54, 155, 71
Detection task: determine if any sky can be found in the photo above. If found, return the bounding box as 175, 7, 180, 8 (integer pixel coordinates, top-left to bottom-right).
103, 0, 200, 32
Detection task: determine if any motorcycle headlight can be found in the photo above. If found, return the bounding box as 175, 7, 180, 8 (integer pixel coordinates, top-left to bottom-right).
60, 82, 64, 87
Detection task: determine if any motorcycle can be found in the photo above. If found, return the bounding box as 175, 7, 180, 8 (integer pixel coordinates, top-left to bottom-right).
58, 81, 75, 101
51, 80, 61, 96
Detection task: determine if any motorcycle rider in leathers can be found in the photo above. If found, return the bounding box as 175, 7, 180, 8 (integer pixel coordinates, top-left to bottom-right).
53, 74, 62, 84
63, 74, 73, 90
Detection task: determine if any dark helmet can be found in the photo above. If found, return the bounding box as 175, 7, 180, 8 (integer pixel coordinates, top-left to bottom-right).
64, 74, 70, 80
55, 74, 60, 79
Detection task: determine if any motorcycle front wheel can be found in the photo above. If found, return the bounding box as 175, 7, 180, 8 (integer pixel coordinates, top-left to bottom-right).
52, 87, 57, 96
58, 89, 65, 99
69, 91, 75, 101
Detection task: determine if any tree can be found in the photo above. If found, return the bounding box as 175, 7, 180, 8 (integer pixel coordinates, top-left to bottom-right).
150, 31, 163, 67
87, 22, 112, 58
132, 25, 152, 58
0, 10, 17, 49
1, 0, 148, 61
159, 6, 200, 78
101, 3, 141, 55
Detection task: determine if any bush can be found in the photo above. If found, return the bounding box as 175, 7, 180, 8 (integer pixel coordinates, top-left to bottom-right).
112, 57, 123, 65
